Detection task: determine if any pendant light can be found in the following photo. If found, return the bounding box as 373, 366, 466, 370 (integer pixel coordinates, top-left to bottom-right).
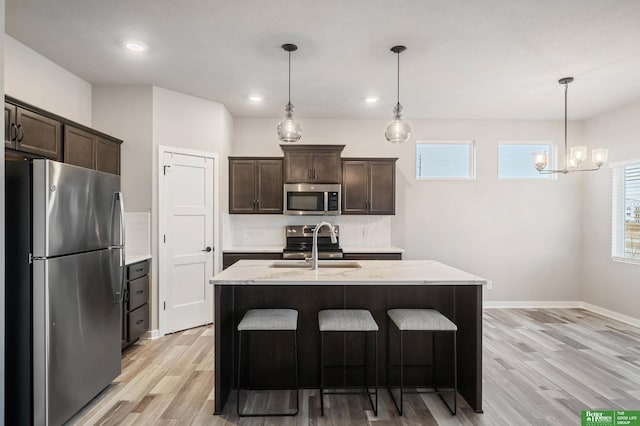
277, 43, 303, 143
385, 45, 411, 143
532, 77, 608, 174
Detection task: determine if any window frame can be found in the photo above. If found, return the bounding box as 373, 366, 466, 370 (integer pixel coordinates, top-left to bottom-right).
611, 158, 640, 266
497, 141, 557, 180
415, 140, 476, 181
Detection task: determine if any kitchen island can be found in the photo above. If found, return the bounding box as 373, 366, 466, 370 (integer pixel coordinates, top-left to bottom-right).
210, 260, 488, 414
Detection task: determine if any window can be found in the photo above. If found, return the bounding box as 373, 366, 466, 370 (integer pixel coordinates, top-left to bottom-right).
612, 159, 640, 264
498, 142, 554, 179
416, 140, 475, 179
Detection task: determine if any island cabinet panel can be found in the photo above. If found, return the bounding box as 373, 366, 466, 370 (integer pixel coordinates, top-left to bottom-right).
342, 158, 397, 215
229, 158, 283, 214
281, 144, 344, 183
213, 282, 483, 414
15, 107, 63, 161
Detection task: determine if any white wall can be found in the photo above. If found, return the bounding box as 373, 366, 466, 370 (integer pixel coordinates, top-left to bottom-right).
233, 118, 585, 302
151, 87, 233, 330
582, 101, 640, 320
4, 35, 92, 126
92, 85, 153, 212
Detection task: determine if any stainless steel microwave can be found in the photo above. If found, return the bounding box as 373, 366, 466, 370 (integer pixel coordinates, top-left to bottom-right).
283, 183, 341, 216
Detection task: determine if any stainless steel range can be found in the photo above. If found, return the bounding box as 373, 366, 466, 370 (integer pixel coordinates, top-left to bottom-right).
283, 225, 343, 260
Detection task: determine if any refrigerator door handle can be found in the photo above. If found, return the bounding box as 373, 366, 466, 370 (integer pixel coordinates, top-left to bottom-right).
114, 192, 126, 303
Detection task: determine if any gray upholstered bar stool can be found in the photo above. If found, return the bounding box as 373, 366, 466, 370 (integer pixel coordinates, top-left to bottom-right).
386, 309, 457, 415
318, 309, 379, 416
236, 309, 299, 417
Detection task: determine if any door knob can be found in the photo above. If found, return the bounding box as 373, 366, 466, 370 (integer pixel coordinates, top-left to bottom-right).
203, 247, 212, 253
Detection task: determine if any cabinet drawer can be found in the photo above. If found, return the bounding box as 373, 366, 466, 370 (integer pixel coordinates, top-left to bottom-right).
128, 275, 149, 311
128, 304, 149, 343
127, 260, 149, 280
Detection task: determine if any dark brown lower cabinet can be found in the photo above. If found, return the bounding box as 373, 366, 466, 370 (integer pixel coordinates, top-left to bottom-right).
223, 252, 283, 269
122, 260, 150, 350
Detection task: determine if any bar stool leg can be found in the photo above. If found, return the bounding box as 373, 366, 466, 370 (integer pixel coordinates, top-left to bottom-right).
293, 330, 300, 415
400, 330, 404, 415
236, 331, 243, 416
320, 332, 324, 416
374, 331, 378, 416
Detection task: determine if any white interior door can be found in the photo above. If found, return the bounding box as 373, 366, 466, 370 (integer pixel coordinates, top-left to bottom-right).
162, 151, 214, 333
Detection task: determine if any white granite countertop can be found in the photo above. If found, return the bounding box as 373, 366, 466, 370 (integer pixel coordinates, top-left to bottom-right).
125, 254, 152, 265
223, 246, 405, 254
210, 260, 488, 286
341, 246, 405, 253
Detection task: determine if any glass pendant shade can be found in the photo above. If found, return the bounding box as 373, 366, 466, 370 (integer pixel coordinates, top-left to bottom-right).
532, 151, 548, 171
566, 156, 578, 171
570, 146, 587, 165
385, 104, 411, 143
277, 103, 302, 143
277, 43, 302, 143
592, 148, 608, 167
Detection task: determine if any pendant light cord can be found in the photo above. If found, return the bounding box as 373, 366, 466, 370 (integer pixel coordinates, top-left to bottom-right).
564, 81, 568, 165
288, 50, 291, 106
396, 51, 400, 107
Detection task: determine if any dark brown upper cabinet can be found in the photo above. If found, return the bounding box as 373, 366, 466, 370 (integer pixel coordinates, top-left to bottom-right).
5, 104, 63, 160
281, 144, 344, 183
229, 158, 283, 214
342, 158, 397, 215
6, 96, 122, 174
5, 102, 17, 149
64, 127, 121, 175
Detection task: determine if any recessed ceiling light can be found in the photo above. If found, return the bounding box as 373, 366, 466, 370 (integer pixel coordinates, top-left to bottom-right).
248, 95, 264, 102
364, 96, 380, 103
124, 41, 147, 52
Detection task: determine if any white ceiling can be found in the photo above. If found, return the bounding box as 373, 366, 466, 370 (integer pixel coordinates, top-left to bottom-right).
6, 0, 640, 120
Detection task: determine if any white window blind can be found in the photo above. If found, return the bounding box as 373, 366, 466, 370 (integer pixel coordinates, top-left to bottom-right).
416, 141, 475, 179
498, 142, 553, 179
612, 160, 640, 263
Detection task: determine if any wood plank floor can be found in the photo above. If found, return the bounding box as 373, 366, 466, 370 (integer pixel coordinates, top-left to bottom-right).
69, 308, 640, 425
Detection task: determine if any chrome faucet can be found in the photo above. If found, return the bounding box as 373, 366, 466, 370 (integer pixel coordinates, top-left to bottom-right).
311, 221, 337, 270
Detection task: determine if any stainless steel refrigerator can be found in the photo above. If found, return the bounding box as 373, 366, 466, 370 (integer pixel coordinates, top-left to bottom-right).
5, 159, 125, 425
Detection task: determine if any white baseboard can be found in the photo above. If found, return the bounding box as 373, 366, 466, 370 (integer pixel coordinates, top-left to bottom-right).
142, 329, 162, 340
483, 300, 581, 309
580, 302, 640, 328
483, 300, 640, 328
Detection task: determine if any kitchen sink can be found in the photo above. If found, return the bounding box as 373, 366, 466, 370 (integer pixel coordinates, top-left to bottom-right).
269, 260, 362, 269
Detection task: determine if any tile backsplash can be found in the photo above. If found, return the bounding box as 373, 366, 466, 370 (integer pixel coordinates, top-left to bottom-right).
125, 212, 151, 256
226, 215, 391, 248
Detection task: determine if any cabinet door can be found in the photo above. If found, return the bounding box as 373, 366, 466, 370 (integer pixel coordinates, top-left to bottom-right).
342, 160, 369, 214
256, 159, 283, 213
5, 103, 17, 149
16, 107, 62, 160
312, 152, 341, 183
369, 161, 396, 215
95, 137, 121, 175
284, 152, 313, 183
229, 159, 257, 213
64, 126, 95, 169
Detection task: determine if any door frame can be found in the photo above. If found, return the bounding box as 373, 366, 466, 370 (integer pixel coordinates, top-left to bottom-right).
157, 145, 220, 337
